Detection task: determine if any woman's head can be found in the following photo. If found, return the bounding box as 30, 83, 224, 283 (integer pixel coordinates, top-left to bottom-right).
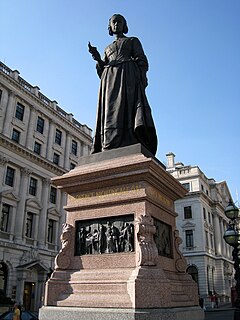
108, 14, 128, 36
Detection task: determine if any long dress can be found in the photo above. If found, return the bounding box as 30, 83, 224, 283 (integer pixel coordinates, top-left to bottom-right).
92, 36, 157, 155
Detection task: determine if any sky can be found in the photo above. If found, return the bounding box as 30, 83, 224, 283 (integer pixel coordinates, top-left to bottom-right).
1, 0, 240, 201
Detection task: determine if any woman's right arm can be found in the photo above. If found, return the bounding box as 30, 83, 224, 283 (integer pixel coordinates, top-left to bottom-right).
88, 42, 107, 78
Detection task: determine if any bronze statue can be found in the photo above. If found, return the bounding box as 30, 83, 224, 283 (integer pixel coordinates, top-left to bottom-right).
89, 14, 157, 155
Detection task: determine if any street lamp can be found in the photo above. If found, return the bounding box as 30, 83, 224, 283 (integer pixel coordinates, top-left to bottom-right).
223, 200, 240, 320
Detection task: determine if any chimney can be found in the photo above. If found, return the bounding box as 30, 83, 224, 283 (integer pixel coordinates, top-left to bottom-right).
166, 152, 175, 168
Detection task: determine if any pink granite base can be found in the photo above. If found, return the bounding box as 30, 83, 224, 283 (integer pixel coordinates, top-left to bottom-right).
42, 145, 202, 318
40, 306, 204, 320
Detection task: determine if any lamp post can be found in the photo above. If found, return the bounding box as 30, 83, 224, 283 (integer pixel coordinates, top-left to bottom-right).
223, 200, 240, 320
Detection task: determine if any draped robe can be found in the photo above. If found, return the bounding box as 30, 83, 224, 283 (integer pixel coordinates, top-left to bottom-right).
92, 36, 157, 155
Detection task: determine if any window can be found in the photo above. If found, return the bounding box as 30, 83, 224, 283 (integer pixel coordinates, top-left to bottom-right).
203, 207, 206, 220
50, 186, 57, 204
71, 140, 77, 155
70, 163, 76, 170
184, 206, 192, 219
0, 89, 2, 102
26, 212, 33, 238
12, 129, 20, 143
1, 204, 10, 232
182, 183, 190, 191
53, 153, 60, 165
186, 265, 199, 285
15, 103, 25, 121
47, 219, 54, 243
55, 129, 62, 145
186, 230, 194, 247
201, 184, 204, 191
206, 190, 209, 196
34, 141, 41, 155
5, 167, 15, 187
36, 116, 44, 134
0, 262, 8, 295
205, 231, 209, 247
208, 212, 211, 224
210, 234, 214, 250
29, 177, 37, 196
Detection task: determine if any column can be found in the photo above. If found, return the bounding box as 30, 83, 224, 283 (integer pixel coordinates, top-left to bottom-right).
36, 273, 46, 309
38, 178, 50, 248
0, 89, 9, 131
56, 188, 61, 211
41, 120, 48, 158
9, 206, 17, 241
223, 221, 228, 257
64, 132, 71, 170
14, 168, 31, 243
0, 155, 8, 186
220, 219, 226, 256
26, 106, 36, 149
2, 91, 16, 136
59, 130, 66, 168
77, 140, 82, 158
79, 141, 84, 157
16, 271, 26, 306
0, 88, 9, 110
57, 192, 67, 242
82, 142, 89, 156
54, 220, 59, 251
209, 266, 214, 293
33, 213, 39, 246
46, 121, 55, 160
213, 212, 222, 255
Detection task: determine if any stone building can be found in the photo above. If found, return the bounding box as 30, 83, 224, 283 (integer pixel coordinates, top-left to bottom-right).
166, 152, 234, 303
0, 61, 92, 311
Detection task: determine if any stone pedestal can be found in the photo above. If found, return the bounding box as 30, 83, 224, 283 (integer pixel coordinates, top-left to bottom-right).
40, 144, 204, 320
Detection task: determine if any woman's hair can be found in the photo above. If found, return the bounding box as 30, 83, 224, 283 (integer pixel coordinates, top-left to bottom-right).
108, 14, 128, 36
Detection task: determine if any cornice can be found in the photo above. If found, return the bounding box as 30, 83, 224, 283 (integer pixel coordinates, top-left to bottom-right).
0, 134, 66, 175
184, 191, 213, 205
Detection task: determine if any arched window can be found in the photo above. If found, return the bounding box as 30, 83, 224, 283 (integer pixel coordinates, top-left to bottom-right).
0, 262, 8, 295
187, 265, 199, 285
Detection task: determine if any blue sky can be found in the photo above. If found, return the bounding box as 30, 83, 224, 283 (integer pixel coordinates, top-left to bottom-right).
1, 0, 240, 200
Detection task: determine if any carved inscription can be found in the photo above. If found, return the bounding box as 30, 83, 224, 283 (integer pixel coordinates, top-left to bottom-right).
150, 189, 171, 207
75, 214, 134, 255
69, 183, 141, 203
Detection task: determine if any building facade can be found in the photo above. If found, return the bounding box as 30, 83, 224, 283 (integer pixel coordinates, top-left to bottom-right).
166, 152, 234, 303
0, 62, 92, 311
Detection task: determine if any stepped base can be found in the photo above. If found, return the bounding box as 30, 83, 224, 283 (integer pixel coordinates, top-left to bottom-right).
41, 146, 204, 320
40, 306, 204, 320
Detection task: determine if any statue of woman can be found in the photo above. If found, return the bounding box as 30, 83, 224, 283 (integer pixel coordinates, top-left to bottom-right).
89, 14, 157, 155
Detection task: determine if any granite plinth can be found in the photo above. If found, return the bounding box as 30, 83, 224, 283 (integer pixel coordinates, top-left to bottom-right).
40, 144, 202, 319
75, 143, 165, 168
40, 306, 204, 320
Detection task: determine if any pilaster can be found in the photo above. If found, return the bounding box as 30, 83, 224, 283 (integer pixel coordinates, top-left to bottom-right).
46, 121, 55, 160
16, 271, 26, 305
0, 155, 8, 185
26, 106, 37, 149
38, 178, 51, 248
64, 132, 71, 170
14, 168, 31, 243
0, 89, 9, 131
213, 212, 221, 255
3, 91, 16, 137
